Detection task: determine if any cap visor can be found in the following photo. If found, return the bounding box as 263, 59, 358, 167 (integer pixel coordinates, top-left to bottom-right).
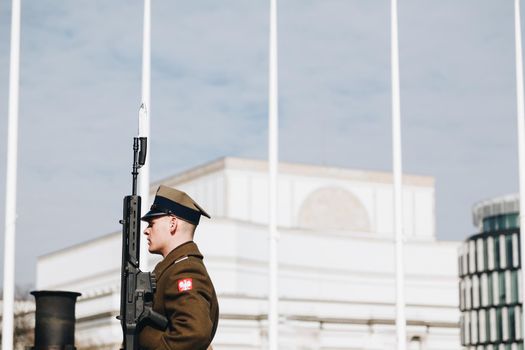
141, 209, 168, 221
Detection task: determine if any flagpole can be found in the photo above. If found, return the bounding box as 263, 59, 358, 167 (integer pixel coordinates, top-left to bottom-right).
268, 0, 279, 349
139, 0, 151, 271
513, 0, 525, 343
2, 1, 22, 350
391, 0, 407, 348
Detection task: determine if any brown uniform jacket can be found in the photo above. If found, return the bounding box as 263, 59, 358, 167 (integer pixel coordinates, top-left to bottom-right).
139, 241, 219, 350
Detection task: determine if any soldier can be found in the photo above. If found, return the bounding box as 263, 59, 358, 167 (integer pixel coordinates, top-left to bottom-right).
138, 185, 219, 350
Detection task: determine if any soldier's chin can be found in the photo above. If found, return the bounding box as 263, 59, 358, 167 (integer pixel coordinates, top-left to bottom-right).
148, 246, 161, 255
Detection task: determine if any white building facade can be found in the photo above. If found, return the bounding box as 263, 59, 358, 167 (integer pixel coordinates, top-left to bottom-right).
37, 158, 460, 350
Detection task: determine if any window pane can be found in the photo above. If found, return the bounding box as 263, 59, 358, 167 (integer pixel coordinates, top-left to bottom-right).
459, 279, 465, 310
465, 310, 471, 344
497, 307, 503, 342
518, 270, 523, 303
499, 272, 506, 305
513, 233, 519, 268
498, 215, 506, 230
487, 217, 494, 231
486, 307, 492, 343
512, 270, 519, 303
465, 277, 471, 309
481, 273, 489, 307
502, 307, 509, 341
488, 273, 494, 306
506, 234, 513, 268
500, 235, 507, 269
509, 306, 515, 341
473, 275, 480, 308
478, 309, 486, 343
493, 272, 499, 306
471, 310, 478, 344
516, 306, 522, 341
495, 236, 500, 270
505, 270, 512, 305
484, 238, 489, 271
488, 237, 495, 270
470, 240, 477, 273
477, 238, 485, 272
490, 308, 497, 342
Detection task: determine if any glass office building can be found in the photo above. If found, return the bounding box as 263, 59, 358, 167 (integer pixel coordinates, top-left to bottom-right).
459, 194, 523, 350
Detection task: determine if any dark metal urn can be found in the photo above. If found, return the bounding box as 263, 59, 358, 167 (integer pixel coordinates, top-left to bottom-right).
30, 290, 81, 350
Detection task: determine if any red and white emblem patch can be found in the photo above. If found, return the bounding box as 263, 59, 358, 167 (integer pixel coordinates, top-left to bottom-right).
177, 278, 193, 292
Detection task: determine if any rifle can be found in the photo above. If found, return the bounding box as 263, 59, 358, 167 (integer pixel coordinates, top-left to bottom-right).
118, 136, 168, 350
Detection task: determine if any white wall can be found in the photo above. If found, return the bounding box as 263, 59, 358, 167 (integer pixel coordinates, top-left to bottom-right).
36, 158, 456, 350
152, 158, 435, 239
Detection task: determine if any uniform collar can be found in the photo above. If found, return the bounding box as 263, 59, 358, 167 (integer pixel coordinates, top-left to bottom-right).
153, 241, 203, 279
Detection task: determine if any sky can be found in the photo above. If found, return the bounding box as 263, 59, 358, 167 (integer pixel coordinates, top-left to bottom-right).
0, 0, 522, 286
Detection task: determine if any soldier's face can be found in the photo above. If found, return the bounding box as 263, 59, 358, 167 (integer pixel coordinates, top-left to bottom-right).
144, 215, 173, 256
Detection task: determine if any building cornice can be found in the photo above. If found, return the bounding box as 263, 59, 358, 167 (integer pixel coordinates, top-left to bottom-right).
472, 193, 519, 227
152, 157, 434, 189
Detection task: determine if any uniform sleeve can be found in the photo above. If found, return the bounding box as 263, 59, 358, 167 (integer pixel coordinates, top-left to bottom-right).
155, 264, 215, 350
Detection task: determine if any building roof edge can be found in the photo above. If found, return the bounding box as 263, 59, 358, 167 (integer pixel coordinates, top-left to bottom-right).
152, 157, 434, 188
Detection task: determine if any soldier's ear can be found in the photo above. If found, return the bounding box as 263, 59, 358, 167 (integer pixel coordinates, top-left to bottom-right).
170, 216, 178, 234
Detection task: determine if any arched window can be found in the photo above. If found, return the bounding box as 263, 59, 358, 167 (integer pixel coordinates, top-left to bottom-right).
298, 187, 371, 232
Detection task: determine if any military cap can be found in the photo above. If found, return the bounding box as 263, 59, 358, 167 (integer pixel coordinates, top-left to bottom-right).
141, 185, 211, 225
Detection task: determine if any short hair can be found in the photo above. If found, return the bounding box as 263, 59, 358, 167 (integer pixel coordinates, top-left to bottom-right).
173, 215, 197, 236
